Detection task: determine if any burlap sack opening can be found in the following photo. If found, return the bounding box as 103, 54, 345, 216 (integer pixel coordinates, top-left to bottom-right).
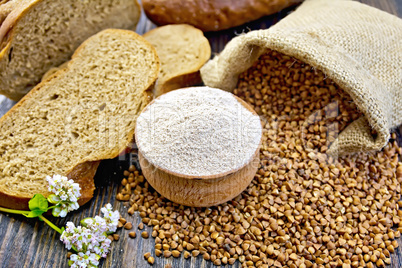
201, 0, 402, 156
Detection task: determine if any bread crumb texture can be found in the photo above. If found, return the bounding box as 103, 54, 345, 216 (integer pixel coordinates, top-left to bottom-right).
0, 29, 158, 199
0, 0, 140, 100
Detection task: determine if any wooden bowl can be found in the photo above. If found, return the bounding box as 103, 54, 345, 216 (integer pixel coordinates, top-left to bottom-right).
136, 87, 262, 207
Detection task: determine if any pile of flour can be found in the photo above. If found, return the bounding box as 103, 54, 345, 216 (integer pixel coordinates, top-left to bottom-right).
136, 87, 262, 177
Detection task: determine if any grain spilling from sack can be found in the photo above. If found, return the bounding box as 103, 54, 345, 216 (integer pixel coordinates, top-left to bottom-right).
119, 50, 402, 268
201, 0, 402, 156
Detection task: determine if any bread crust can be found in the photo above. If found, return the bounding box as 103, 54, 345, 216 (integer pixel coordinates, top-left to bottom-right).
0, 29, 159, 209
0, 0, 20, 27
142, 0, 302, 32
66, 161, 100, 209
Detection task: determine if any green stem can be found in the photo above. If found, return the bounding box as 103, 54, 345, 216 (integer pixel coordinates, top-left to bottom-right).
0, 207, 63, 235
38, 215, 63, 234
1, 207, 74, 251
0, 207, 30, 216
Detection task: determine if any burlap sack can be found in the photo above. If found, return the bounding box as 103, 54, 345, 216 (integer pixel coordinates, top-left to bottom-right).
201, 0, 402, 156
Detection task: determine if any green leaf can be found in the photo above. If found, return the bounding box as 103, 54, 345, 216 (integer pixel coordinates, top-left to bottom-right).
29, 194, 49, 212
26, 210, 45, 218
27, 194, 49, 218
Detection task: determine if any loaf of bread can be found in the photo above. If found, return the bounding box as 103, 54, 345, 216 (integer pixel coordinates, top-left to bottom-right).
142, 0, 302, 32
143, 24, 211, 97
0, 29, 159, 210
0, 0, 141, 101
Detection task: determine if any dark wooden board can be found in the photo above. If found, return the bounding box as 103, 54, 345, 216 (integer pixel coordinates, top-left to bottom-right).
0, 1, 401, 267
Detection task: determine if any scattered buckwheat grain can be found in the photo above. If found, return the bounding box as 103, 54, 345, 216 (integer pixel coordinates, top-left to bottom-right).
118, 50, 402, 268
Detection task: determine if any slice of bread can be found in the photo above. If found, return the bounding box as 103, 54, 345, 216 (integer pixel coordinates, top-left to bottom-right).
0, 29, 159, 210
143, 24, 211, 97
0, 0, 141, 101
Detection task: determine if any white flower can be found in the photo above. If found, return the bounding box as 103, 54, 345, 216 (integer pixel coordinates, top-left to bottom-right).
98, 238, 112, 258
60, 222, 91, 251
83, 216, 108, 234
69, 251, 99, 268
47, 174, 81, 201
52, 201, 80, 218
61, 204, 120, 267
100, 204, 120, 232
46, 174, 81, 217
86, 234, 112, 258
61, 220, 113, 259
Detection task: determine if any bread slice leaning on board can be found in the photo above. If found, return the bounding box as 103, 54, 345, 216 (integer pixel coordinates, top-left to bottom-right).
143, 24, 211, 97
0, 29, 160, 210
0, 0, 141, 101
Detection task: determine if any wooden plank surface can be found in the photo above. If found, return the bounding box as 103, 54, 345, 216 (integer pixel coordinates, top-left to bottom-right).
0, 1, 401, 267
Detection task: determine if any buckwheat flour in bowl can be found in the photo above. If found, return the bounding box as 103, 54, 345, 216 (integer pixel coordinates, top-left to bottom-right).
135, 86, 263, 206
